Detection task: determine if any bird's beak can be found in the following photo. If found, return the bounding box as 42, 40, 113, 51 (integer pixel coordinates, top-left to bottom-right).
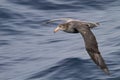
54, 27, 60, 33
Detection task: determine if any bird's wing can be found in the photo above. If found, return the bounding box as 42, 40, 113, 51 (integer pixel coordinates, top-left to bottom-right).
46, 18, 77, 24
76, 26, 109, 75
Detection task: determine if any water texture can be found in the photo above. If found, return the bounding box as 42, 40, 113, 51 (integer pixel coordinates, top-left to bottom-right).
0, 0, 120, 80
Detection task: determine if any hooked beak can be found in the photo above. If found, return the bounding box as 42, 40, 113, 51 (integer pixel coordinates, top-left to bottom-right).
54, 27, 60, 33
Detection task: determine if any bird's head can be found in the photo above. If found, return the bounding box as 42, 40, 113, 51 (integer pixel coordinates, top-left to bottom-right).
54, 24, 68, 33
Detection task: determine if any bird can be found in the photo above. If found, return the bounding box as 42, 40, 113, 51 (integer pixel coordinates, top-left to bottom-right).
46, 18, 110, 75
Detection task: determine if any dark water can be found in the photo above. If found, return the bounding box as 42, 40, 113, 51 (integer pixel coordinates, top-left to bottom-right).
0, 0, 120, 80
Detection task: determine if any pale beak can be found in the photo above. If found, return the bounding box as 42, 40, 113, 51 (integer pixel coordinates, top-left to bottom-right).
54, 27, 60, 33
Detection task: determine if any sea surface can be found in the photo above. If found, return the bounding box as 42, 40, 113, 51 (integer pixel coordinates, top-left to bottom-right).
0, 0, 120, 80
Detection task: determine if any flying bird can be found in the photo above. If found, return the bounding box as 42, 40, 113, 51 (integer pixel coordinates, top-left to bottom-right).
46, 18, 110, 75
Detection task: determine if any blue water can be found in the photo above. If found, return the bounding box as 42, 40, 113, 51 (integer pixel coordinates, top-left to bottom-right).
0, 0, 120, 80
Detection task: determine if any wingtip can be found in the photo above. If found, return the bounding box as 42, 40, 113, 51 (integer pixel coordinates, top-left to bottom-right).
103, 68, 110, 75
96, 22, 100, 26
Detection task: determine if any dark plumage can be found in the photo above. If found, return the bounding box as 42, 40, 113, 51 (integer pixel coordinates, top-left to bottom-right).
47, 18, 110, 75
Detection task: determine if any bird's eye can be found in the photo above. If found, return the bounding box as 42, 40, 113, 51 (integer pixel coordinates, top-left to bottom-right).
60, 25, 62, 28
59, 25, 63, 28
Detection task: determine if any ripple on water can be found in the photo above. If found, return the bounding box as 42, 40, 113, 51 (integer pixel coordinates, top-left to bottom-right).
27, 58, 103, 80
0, 40, 10, 46
0, 8, 23, 19
8, 0, 116, 10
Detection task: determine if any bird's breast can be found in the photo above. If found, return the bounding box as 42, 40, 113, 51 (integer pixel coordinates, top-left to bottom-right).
63, 28, 79, 33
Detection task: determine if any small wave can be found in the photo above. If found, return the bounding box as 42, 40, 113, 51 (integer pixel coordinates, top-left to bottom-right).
0, 40, 10, 46
0, 8, 23, 19
0, 28, 25, 35
27, 58, 96, 80
40, 39, 68, 45
8, 0, 117, 10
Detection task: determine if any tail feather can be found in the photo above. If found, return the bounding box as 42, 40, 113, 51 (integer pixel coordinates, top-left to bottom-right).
86, 22, 100, 29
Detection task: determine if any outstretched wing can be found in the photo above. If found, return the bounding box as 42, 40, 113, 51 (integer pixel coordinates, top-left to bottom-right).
77, 26, 110, 75
45, 18, 77, 24
45, 18, 99, 29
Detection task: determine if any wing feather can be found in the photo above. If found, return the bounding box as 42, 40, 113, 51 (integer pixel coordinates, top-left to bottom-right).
77, 26, 110, 75
46, 18, 74, 24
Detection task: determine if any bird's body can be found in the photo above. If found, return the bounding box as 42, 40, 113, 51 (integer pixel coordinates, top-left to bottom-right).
47, 18, 110, 75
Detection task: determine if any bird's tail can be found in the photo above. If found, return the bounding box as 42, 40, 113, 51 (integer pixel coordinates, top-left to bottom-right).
86, 22, 100, 29
88, 52, 110, 75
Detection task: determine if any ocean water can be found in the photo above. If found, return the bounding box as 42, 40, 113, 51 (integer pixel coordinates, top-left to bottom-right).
0, 0, 120, 80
